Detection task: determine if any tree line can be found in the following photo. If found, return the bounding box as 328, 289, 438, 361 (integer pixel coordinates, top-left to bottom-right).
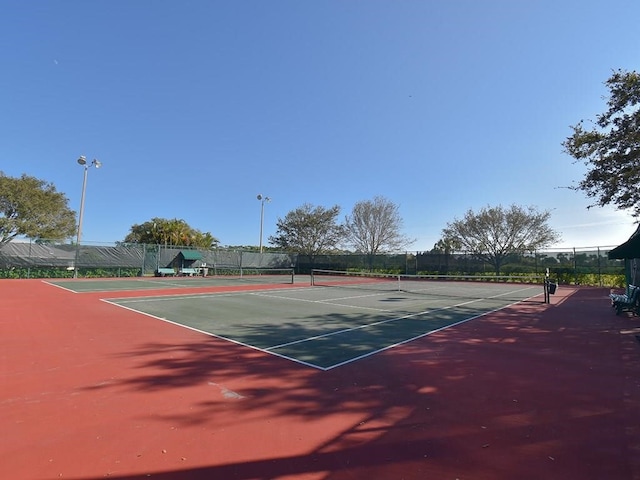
2, 69, 638, 273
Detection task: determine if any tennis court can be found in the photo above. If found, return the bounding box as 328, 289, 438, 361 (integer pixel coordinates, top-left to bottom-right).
3, 275, 640, 480
44, 267, 297, 293
104, 271, 546, 370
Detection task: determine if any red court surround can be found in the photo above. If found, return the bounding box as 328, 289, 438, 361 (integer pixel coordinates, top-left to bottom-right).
1, 280, 639, 479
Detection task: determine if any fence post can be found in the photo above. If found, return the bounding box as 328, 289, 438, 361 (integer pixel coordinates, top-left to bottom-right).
141, 243, 146, 276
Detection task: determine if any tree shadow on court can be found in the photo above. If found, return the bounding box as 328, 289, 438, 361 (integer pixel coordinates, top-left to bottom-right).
85, 309, 454, 423
79, 288, 640, 480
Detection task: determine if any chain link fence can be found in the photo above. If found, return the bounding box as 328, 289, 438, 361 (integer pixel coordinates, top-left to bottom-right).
297, 247, 625, 287
0, 241, 296, 279
0, 241, 626, 287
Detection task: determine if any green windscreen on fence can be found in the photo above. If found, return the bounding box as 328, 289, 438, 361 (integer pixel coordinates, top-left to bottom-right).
0, 240, 625, 286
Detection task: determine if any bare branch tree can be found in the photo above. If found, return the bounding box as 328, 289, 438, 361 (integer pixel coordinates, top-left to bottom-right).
344, 196, 414, 268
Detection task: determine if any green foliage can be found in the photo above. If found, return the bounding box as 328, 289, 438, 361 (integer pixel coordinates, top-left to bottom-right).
269, 203, 344, 259
552, 270, 625, 288
563, 69, 640, 216
0, 172, 76, 247
123, 217, 218, 248
0, 266, 140, 279
432, 237, 462, 254
441, 204, 561, 275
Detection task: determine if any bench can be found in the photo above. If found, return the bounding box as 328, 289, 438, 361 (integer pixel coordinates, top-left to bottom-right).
610, 284, 640, 315
179, 268, 199, 276
157, 268, 176, 277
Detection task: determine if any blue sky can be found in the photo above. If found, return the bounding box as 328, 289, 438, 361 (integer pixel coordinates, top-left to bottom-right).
2, 0, 639, 250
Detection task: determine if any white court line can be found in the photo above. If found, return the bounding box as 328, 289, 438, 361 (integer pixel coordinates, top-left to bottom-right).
250, 290, 402, 312
324, 303, 512, 370
253, 284, 541, 313
101, 298, 323, 370
264, 295, 495, 351
42, 278, 203, 293
41, 280, 78, 293
101, 284, 543, 371
107, 286, 313, 304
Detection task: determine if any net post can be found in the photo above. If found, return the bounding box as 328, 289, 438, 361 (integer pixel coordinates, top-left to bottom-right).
544, 268, 550, 304
543, 278, 548, 304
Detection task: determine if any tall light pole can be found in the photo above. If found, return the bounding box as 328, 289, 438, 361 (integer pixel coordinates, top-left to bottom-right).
256, 194, 271, 254
74, 156, 102, 278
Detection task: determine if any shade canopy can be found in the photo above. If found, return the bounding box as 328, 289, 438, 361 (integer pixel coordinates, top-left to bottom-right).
179, 250, 203, 261
608, 225, 640, 259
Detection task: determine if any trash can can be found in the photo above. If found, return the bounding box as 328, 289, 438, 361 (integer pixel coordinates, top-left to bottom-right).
548, 282, 557, 295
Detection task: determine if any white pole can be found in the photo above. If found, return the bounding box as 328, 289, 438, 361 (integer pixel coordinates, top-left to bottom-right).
74, 165, 89, 278
73, 157, 101, 278
259, 200, 265, 254
257, 194, 270, 254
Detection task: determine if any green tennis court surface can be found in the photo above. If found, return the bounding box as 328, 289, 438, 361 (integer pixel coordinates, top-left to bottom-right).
44, 272, 298, 293
105, 280, 544, 370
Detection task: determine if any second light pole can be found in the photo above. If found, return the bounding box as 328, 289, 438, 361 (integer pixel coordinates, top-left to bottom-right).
74, 156, 102, 278
256, 194, 271, 254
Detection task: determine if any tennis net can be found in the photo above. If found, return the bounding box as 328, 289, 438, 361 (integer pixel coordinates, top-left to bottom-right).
209, 267, 295, 284
310, 269, 546, 303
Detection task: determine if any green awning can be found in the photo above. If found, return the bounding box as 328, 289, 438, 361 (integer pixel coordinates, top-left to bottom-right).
609, 225, 640, 259
180, 250, 203, 260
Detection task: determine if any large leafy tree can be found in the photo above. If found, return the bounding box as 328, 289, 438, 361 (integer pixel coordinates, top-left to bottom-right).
430, 237, 463, 274
0, 172, 76, 247
441, 204, 560, 275
123, 217, 218, 248
432, 237, 462, 254
563, 69, 640, 216
344, 196, 414, 254
269, 203, 344, 262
